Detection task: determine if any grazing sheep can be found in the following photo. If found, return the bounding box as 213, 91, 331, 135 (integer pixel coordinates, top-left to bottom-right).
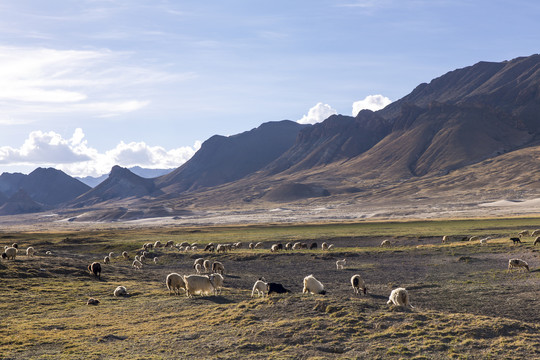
216, 244, 228, 253
510, 237, 522, 245
132, 260, 143, 269
134, 255, 140, 262
212, 261, 225, 275
534, 237, 540, 246
271, 244, 280, 252
122, 251, 129, 260
139, 255, 146, 263
183, 274, 216, 297
531, 229, 540, 237
104, 256, 110, 264
303, 274, 326, 295
321, 242, 328, 250
508, 258, 530, 272
45, 251, 52, 255
442, 235, 448, 243
204, 244, 215, 252
203, 259, 211, 273
195, 263, 203, 274
336, 259, 346, 270
180, 242, 190, 248
468, 236, 480, 242
309, 242, 317, 250
292, 242, 302, 250
234, 242, 243, 249
193, 258, 204, 269
11, 243, 18, 249
108, 252, 115, 258
380, 240, 391, 247
387, 287, 412, 308
300, 243, 308, 249
88, 262, 101, 279
480, 238, 488, 246
268, 282, 290, 295
285, 242, 292, 250
165, 240, 174, 248
248, 243, 254, 249
113, 286, 129, 297
87, 298, 100, 305
26, 246, 35, 257
210, 273, 224, 295
2, 247, 17, 260
254, 242, 263, 249
153, 257, 159, 264
518, 230, 529, 237
166, 273, 186, 295
351, 274, 367, 295
251, 279, 269, 297
327, 244, 334, 250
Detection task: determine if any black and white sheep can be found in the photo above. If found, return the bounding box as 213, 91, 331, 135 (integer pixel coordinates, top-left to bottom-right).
534, 237, 540, 246
88, 262, 101, 279
508, 258, 530, 272
303, 274, 326, 295
351, 274, 367, 295
380, 239, 391, 247
2, 247, 17, 260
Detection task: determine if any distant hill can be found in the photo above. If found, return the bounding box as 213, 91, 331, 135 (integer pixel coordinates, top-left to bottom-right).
76, 166, 174, 187
0, 189, 43, 215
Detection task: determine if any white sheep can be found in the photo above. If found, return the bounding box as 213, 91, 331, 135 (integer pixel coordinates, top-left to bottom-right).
303, 274, 326, 295
336, 259, 346, 270
104, 256, 110, 264
183, 274, 216, 297
195, 263, 203, 274
251, 279, 269, 297
212, 261, 225, 274
210, 273, 224, 295
2, 247, 17, 260
508, 258, 530, 272
26, 247, 35, 257
203, 259, 211, 273
351, 274, 367, 295
132, 260, 143, 269
518, 230, 529, 237
113, 286, 129, 297
380, 240, 391, 247
387, 287, 412, 308
166, 273, 186, 295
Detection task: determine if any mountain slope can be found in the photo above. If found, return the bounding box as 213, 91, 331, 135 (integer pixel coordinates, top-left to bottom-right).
0, 189, 43, 215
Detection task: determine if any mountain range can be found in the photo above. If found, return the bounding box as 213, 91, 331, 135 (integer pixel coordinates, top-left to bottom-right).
3, 54, 540, 220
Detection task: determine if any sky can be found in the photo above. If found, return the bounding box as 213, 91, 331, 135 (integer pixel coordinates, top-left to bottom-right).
1, 0, 540, 177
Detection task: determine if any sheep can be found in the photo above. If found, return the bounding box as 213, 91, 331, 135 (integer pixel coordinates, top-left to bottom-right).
122, 251, 129, 260
534, 237, 540, 246
234, 242, 243, 249
212, 261, 225, 275
480, 238, 488, 246
309, 242, 317, 250
153, 257, 159, 264
139, 255, 146, 262
327, 244, 334, 250
531, 229, 540, 237
380, 240, 391, 247
271, 244, 280, 252
26, 246, 35, 257
300, 243, 308, 249
216, 244, 228, 253
165, 240, 174, 248
387, 287, 412, 308
321, 242, 328, 250
180, 242, 190, 248
108, 252, 115, 258
11, 243, 18, 249
104, 256, 110, 264
442, 235, 448, 243
248, 243, 254, 249
468, 236, 480, 242
134, 255, 140, 262
292, 242, 302, 250
210, 273, 224, 295
351, 274, 367, 295
251, 279, 269, 297
154, 240, 163, 248
45, 251, 52, 255
268, 282, 290, 295
193, 258, 204, 269
204, 244, 215, 252
132, 260, 143, 269
203, 259, 211, 273
86, 298, 100, 305
336, 259, 346, 270
508, 258, 530, 272
510, 237, 522, 245
518, 230, 529, 237
195, 263, 203, 274
2, 247, 17, 260
183, 274, 216, 297
303, 274, 326, 295
88, 262, 101, 279
285, 242, 292, 250
254, 242, 263, 249
113, 286, 129, 297
166, 273, 186, 295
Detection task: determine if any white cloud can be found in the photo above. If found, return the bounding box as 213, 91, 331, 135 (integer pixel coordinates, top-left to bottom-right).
352, 94, 392, 116
297, 102, 338, 125
0, 128, 201, 177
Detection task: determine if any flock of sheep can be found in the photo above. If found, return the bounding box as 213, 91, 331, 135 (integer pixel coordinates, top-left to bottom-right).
2, 229, 537, 310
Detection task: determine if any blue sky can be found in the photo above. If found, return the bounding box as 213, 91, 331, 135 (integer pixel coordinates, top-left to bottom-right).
0, 0, 539, 176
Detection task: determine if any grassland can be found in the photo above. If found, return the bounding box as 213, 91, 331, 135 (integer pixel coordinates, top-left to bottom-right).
1, 217, 539, 359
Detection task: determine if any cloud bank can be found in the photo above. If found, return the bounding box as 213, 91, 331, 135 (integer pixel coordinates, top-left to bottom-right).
297, 102, 338, 125
352, 94, 392, 115
0, 128, 201, 177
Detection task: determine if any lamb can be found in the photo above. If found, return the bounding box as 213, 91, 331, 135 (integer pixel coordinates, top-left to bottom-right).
212, 261, 224, 274
26, 246, 35, 257
166, 273, 186, 295
88, 262, 101, 279
183, 274, 216, 297
510, 237, 522, 245
303, 274, 326, 295
251, 279, 269, 297
211, 273, 224, 295
2, 247, 17, 260
518, 230, 529, 237
351, 274, 367, 295
203, 259, 211, 273
387, 287, 412, 308
122, 251, 129, 260
195, 263, 203, 274
534, 237, 540, 246
268, 282, 291, 295
132, 260, 143, 269
104, 256, 110, 264
336, 259, 346, 270
508, 258, 530, 272
113, 286, 129, 297
380, 239, 391, 247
